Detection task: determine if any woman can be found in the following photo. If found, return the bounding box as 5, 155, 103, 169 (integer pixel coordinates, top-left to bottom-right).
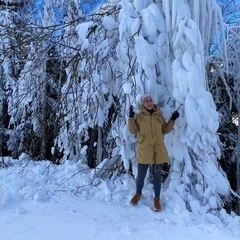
128, 94, 179, 211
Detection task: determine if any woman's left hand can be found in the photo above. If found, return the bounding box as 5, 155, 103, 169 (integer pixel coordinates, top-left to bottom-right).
171, 111, 180, 121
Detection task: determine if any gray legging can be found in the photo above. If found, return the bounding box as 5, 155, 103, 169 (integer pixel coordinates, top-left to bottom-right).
136, 163, 162, 198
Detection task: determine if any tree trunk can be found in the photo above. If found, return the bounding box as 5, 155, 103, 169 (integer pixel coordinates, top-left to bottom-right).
96, 126, 102, 166
0, 66, 2, 157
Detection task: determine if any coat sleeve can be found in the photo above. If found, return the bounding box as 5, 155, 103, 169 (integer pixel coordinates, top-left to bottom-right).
162, 119, 175, 134
128, 117, 139, 134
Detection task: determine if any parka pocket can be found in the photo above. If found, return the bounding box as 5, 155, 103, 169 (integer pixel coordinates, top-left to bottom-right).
155, 116, 163, 125
138, 134, 145, 143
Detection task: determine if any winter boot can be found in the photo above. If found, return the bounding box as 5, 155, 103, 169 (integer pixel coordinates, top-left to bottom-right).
153, 198, 161, 212
130, 193, 142, 206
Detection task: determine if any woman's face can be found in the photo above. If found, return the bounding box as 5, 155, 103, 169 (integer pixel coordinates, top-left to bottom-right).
142, 96, 154, 110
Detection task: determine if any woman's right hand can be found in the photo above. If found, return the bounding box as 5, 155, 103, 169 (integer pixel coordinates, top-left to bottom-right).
129, 106, 134, 117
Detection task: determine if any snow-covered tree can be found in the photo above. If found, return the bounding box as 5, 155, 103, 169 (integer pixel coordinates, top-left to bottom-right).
208, 0, 240, 213
5, 0, 62, 160
54, 2, 122, 171
0, 1, 25, 162
8, 44, 50, 159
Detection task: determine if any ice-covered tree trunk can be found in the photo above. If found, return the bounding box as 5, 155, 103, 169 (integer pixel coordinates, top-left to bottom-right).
163, 0, 230, 213
117, 0, 230, 213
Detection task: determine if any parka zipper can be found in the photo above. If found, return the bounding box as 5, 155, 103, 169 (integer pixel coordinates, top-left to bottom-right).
150, 114, 157, 165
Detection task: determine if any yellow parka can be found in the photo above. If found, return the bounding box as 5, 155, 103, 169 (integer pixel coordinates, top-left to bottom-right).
128, 105, 175, 165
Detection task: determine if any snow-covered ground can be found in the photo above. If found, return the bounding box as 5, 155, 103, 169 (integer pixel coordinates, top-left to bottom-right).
0, 158, 239, 240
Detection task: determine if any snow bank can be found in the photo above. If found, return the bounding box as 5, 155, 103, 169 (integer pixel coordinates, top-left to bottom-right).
0, 158, 239, 233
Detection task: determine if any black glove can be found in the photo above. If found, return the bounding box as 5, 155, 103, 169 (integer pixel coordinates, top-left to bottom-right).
129, 106, 134, 117
171, 110, 179, 121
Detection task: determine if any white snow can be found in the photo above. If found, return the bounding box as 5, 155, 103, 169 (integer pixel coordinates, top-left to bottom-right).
122, 82, 132, 94
76, 21, 92, 50
2, 1, 239, 240
102, 16, 118, 30
0, 158, 239, 240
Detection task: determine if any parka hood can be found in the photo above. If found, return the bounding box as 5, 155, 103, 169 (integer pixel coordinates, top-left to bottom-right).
141, 104, 160, 115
